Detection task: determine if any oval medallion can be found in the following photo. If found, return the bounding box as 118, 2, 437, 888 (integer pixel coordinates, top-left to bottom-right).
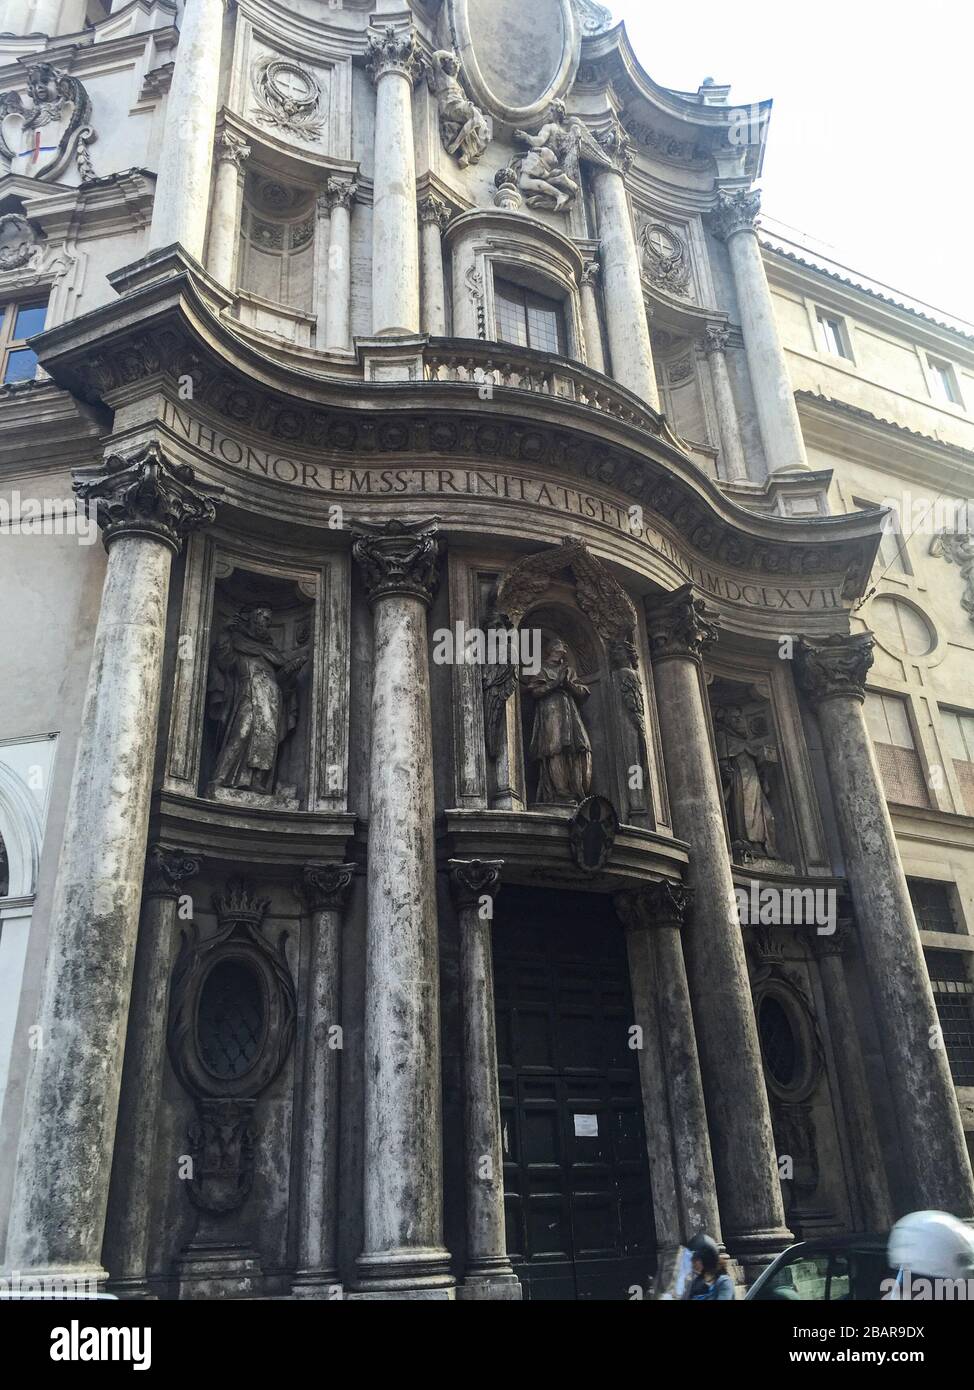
449, 0, 579, 124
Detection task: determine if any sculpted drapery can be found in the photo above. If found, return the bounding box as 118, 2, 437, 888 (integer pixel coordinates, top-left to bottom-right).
523, 638, 593, 805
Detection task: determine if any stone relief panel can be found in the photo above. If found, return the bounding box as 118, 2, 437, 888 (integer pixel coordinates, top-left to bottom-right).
639, 221, 695, 300
0, 63, 96, 182
251, 58, 326, 142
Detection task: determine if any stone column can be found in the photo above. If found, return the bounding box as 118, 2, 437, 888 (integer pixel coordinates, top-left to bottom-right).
103, 846, 201, 1295
710, 188, 808, 474
703, 323, 748, 483
3, 445, 219, 1289
26, 0, 62, 33
810, 919, 893, 1233
580, 261, 606, 375
366, 25, 422, 336
351, 518, 453, 1298
419, 194, 451, 338
149, 0, 225, 263
323, 176, 357, 352
206, 129, 250, 289
645, 586, 791, 1276
590, 157, 660, 410
448, 860, 521, 1301
292, 863, 356, 1299
797, 634, 974, 1216
616, 882, 722, 1251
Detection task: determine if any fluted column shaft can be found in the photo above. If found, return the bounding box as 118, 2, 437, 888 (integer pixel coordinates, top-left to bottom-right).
149, 0, 225, 262
646, 586, 790, 1278
591, 166, 660, 410
367, 27, 421, 336
797, 635, 974, 1216
4, 448, 219, 1286
206, 130, 249, 289
704, 324, 748, 483
352, 519, 452, 1297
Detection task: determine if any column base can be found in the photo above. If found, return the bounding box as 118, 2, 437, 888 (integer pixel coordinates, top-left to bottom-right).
458, 1261, 522, 1300
725, 1225, 795, 1286
291, 1270, 343, 1300
175, 1243, 262, 1300
351, 1246, 456, 1299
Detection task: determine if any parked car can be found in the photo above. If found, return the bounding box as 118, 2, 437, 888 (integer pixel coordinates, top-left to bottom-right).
745, 1235, 894, 1301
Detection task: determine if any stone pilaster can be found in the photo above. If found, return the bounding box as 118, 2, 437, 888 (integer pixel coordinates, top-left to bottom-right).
703, 323, 748, 483
580, 261, 606, 375
448, 860, 521, 1301
206, 129, 250, 289
103, 846, 202, 1296
646, 585, 791, 1277
292, 863, 356, 1298
590, 148, 660, 410
616, 881, 722, 1251
323, 176, 357, 351
4, 445, 219, 1289
366, 25, 422, 336
797, 634, 974, 1216
810, 915, 893, 1232
710, 187, 808, 474
419, 194, 452, 338
149, 0, 225, 262
351, 518, 453, 1297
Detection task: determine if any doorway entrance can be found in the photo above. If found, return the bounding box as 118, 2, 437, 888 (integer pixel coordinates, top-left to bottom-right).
493, 887, 656, 1300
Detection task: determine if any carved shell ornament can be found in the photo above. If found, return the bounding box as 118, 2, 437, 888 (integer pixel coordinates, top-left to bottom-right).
251, 59, 325, 141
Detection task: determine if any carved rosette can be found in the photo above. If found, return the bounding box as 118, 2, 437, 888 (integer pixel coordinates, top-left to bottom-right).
73, 442, 221, 554
796, 633, 875, 708
214, 129, 251, 170
325, 176, 358, 213
449, 859, 504, 913
710, 187, 762, 242
704, 323, 731, 356
351, 517, 441, 608
145, 845, 202, 901
366, 25, 423, 86
645, 584, 720, 665
299, 862, 356, 915
418, 193, 452, 230
615, 879, 693, 932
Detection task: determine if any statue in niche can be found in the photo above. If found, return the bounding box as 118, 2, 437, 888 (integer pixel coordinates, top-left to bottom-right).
714, 703, 780, 860
427, 50, 491, 169
207, 606, 309, 797
523, 637, 593, 805
512, 101, 581, 213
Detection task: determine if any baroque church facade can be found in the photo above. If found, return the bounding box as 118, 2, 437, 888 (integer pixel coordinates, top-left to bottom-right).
1, 0, 973, 1301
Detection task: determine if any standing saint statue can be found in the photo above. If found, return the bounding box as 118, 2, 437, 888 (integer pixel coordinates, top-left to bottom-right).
714, 703, 779, 859
523, 637, 593, 805
427, 50, 491, 168
207, 606, 309, 796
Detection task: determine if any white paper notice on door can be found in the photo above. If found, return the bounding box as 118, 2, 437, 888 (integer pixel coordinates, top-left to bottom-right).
573, 1113, 599, 1138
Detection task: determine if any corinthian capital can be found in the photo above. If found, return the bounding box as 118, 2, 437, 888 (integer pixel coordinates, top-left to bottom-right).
418, 192, 452, 230
144, 845, 202, 900
73, 443, 221, 553
710, 186, 762, 242
214, 129, 251, 170
645, 584, 719, 665
366, 24, 423, 86
299, 862, 356, 914
449, 859, 504, 912
351, 517, 441, 607
703, 322, 731, 356
325, 175, 358, 212
615, 880, 693, 932
796, 633, 875, 707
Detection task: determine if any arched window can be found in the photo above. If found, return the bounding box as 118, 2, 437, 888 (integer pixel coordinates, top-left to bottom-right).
237, 175, 316, 339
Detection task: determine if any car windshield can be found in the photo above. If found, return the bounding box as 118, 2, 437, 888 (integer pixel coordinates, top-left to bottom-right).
758, 1252, 850, 1301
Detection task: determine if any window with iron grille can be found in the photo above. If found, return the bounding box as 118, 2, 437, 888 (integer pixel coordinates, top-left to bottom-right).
494, 277, 567, 356
909, 879, 958, 935
925, 950, 974, 1085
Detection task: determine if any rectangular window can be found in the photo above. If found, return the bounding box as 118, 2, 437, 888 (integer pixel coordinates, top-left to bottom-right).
0, 298, 48, 385
924, 950, 974, 1084
863, 691, 929, 807
909, 879, 958, 934
941, 707, 974, 816
929, 358, 962, 406
494, 277, 566, 356
816, 311, 853, 360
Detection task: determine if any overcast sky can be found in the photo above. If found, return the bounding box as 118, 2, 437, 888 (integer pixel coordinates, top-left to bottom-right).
611, 0, 974, 324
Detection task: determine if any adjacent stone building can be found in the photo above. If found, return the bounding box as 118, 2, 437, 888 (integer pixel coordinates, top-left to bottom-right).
0, 0, 972, 1300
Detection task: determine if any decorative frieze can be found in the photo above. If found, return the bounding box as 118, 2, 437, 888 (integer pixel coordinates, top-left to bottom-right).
796, 633, 875, 707
645, 584, 720, 665
73, 443, 221, 554
351, 517, 441, 608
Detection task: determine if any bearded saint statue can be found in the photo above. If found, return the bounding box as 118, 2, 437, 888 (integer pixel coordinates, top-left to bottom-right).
714, 703, 779, 859
523, 637, 593, 806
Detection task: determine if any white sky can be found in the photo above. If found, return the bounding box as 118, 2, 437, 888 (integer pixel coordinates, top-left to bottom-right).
611, 0, 974, 324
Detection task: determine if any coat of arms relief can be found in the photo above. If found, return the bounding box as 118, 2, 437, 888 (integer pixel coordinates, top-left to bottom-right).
0, 64, 96, 182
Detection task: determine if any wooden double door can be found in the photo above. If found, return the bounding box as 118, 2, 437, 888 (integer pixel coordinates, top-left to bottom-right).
493, 889, 656, 1300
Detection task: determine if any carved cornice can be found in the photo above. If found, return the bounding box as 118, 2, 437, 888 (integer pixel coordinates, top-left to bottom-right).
366, 25, 423, 86
645, 584, 720, 664
703, 323, 731, 356
449, 859, 504, 912
325, 175, 358, 213
73, 442, 221, 554
144, 845, 202, 900
796, 633, 875, 707
710, 187, 762, 242
299, 862, 356, 914
418, 193, 452, 230
351, 517, 440, 608
214, 129, 251, 170
615, 879, 693, 932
